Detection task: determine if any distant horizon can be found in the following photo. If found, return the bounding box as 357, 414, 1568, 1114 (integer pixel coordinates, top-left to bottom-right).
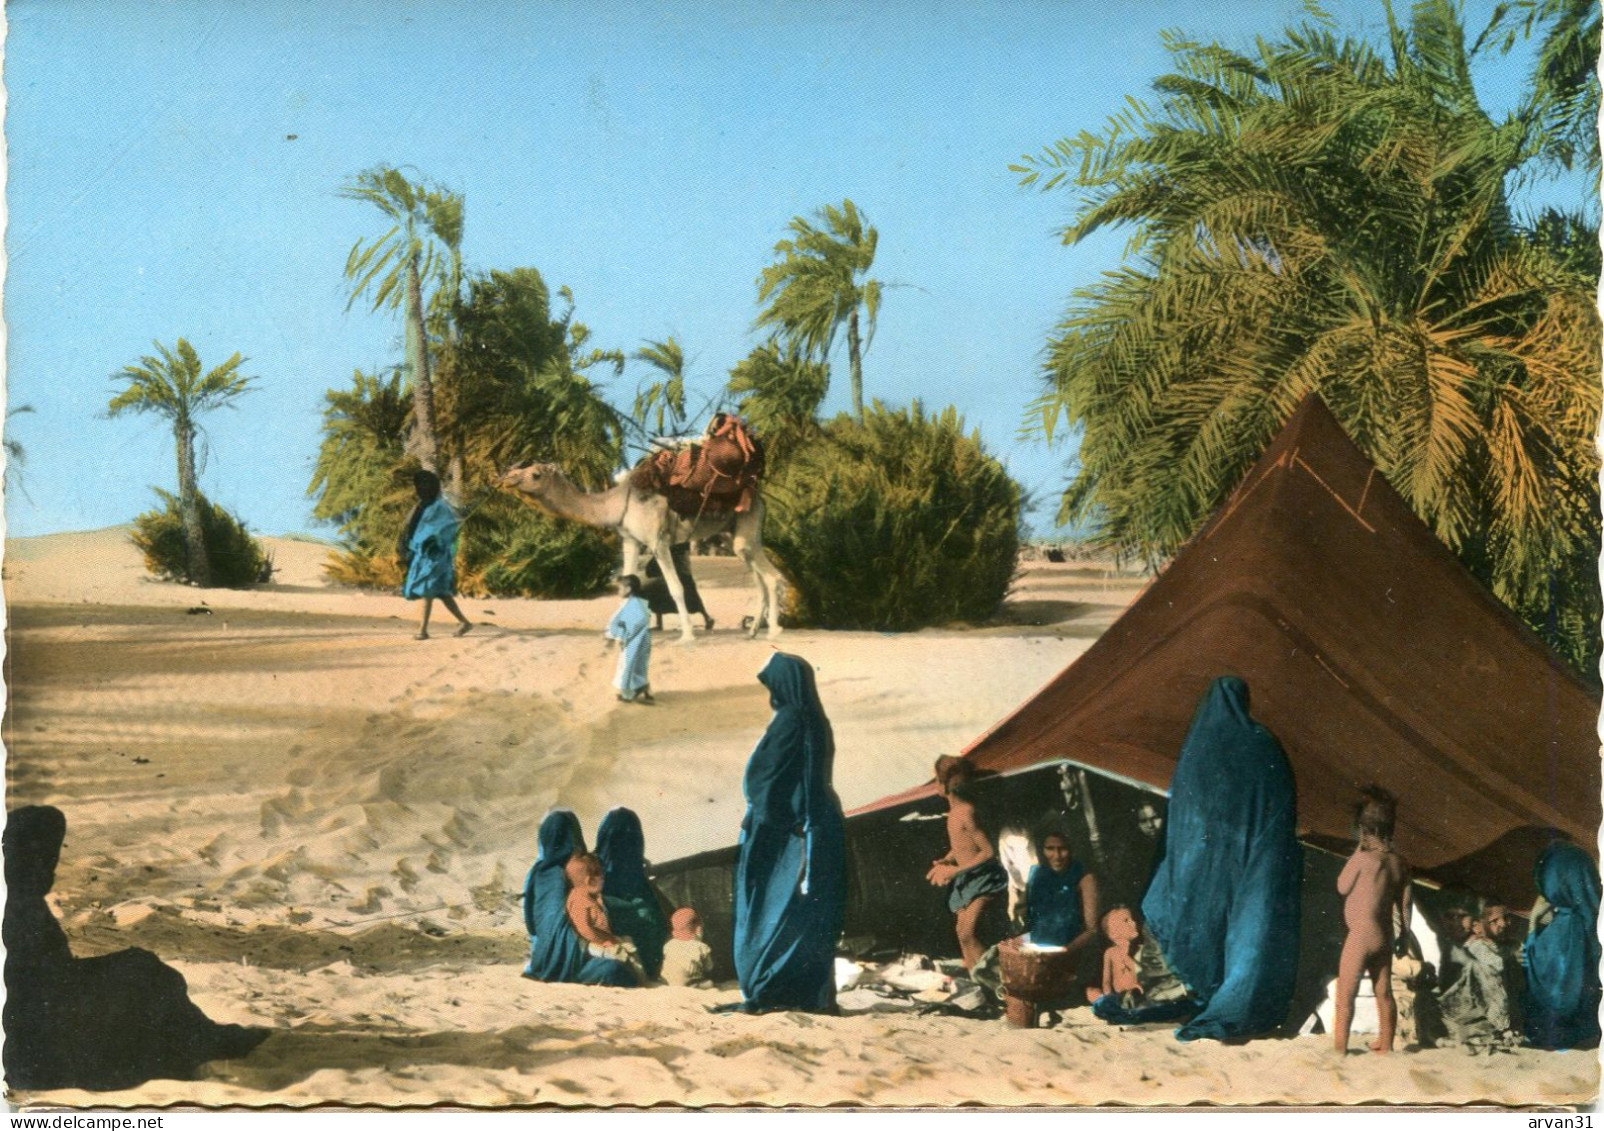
3, 0, 1583, 542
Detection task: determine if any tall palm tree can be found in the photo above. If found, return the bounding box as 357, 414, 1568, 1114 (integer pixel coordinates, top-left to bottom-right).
631, 337, 689, 438
108, 339, 256, 587
1013, 0, 1600, 672
340, 165, 464, 476
755, 199, 881, 420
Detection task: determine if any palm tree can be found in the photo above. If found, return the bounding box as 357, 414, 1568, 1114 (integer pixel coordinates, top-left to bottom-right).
755, 199, 881, 420
726, 342, 829, 467
340, 165, 464, 477
1477, 0, 1601, 175
631, 337, 689, 438
1013, 0, 1601, 672
108, 339, 256, 587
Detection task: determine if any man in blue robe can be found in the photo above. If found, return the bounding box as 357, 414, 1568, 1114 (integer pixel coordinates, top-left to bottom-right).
398, 469, 471, 640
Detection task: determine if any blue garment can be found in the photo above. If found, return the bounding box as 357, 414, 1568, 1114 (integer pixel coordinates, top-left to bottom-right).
401, 498, 460, 600
1141, 676, 1302, 1042
1024, 860, 1087, 947
607, 596, 652, 697
596, 807, 670, 981
732, 653, 847, 1014
1523, 841, 1602, 1050
947, 858, 1009, 913
520, 809, 637, 988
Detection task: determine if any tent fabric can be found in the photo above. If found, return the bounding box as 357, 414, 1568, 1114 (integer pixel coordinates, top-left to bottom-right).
1523, 841, 1602, 1049
854, 396, 1600, 909
1142, 677, 1302, 1041
521, 810, 637, 987
732, 653, 847, 1014
596, 807, 670, 981
401, 498, 459, 599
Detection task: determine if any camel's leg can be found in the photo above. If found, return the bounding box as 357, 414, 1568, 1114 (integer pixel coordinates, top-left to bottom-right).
653, 535, 697, 642
620, 537, 646, 583
732, 511, 782, 639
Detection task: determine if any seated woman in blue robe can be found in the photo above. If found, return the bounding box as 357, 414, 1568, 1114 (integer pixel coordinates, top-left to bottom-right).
398, 469, 471, 640
1141, 676, 1301, 1041
1523, 840, 1601, 1050
596, 806, 671, 982
521, 809, 638, 988
731, 653, 847, 1014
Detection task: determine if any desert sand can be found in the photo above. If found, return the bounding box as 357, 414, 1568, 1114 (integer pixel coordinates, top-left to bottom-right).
2, 529, 1596, 1109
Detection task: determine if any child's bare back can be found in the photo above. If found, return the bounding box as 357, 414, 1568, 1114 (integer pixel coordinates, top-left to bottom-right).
1332, 787, 1412, 1055
1338, 843, 1407, 956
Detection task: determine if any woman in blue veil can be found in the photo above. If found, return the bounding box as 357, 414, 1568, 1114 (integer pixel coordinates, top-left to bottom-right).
1141, 676, 1301, 1041
596, 807, 671, 982
521, 809, 637, 987
731, 653, 846, 1014
1523, 840, 1601, 1049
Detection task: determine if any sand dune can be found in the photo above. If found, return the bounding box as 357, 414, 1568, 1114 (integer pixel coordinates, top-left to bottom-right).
3, 528, 1593, 1108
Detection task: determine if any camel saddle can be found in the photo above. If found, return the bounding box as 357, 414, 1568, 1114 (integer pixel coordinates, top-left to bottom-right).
629, 413, 765, 518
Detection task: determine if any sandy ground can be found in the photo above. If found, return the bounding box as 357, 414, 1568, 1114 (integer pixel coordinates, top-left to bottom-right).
2, 529, 1595, 1109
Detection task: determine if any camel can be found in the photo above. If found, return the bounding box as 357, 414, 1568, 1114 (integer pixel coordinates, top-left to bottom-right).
496, 462, 784, 641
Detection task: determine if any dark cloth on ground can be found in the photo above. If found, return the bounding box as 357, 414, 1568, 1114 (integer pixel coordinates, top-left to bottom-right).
947, 857, 1010, 915
1140, 676, 1302, 1042
521, 809, 637, 988
732, 653, 847, 1014
1023, 860, 1087, 947
596, 807, 671, 981
1523, 841, 1602, 1050
1091, 992, 1202, 1027
2, 806, 265, 1091
642, 544, 707, 618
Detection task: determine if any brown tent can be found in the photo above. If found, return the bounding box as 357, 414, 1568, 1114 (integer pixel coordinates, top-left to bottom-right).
853, 395, 1601, 908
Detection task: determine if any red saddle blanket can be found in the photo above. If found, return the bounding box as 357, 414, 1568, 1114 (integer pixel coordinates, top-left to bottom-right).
629, 414, 765, 517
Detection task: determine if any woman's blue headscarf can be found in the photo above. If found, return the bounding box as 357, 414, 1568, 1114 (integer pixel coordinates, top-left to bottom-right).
731, 653, 846, 1013
596, 806, 670, 981
1141, 676, 1301, 1041
521, 809, 637, 987
1523, 840, 1602, 1050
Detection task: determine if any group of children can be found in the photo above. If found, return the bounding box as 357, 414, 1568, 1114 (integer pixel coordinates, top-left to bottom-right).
924, 753, 1537, 1047
561, 851, 713, 987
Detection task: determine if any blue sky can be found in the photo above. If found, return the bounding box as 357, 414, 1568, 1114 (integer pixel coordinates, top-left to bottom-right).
3, 0, 1586, 539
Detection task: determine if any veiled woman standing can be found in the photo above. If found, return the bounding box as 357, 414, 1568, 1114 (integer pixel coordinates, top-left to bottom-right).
596, 806, 671, 982
1141, 675, 1301, 1041
731, 653, 846, 1014
521, 809, 637, 987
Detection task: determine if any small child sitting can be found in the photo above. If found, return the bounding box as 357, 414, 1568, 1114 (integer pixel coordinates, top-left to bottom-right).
1089, 906, 1144, 1006
565, 853, 646, 982
1334, 785, 1411, 1055
660, 907, 715, 988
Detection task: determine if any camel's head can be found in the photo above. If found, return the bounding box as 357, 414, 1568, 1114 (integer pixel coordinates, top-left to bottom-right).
497, 461, 561, 498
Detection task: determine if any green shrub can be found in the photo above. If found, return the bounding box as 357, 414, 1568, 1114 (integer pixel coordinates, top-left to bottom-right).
765, 402, 1022, 630
130, 489, 271, 587
460, 498, 618, 599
